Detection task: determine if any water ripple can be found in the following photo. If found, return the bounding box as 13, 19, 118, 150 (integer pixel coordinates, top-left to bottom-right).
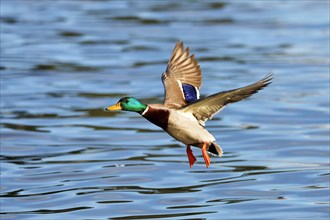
1, 0, 329, 219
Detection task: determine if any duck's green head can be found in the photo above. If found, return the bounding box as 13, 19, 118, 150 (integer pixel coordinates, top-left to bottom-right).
105, 97, 147, 114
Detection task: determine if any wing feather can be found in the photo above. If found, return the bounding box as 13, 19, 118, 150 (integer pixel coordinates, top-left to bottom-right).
181, 74, 273, 126
162, 42, 202, 108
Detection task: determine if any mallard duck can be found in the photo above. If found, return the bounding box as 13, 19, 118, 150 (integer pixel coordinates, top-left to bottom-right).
105, 42, 272, 168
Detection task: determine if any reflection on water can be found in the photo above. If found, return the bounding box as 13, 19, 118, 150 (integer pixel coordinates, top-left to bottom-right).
1, 0, 329, 219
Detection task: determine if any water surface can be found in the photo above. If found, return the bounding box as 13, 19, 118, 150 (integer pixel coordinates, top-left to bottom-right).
1, 1, 329, 219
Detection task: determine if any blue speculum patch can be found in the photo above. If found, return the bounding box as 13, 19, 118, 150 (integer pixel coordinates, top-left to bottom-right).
183, 83, 198, 103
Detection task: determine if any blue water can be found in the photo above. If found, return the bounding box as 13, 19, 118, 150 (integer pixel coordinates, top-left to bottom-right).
1, 1, 329, 219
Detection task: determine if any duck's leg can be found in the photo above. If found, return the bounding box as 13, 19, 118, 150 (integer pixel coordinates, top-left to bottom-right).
202, 142, 211, 168
186, 145, 196, 168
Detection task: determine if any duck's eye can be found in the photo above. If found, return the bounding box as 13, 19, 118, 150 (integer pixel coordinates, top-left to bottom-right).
125, 99, 129, 103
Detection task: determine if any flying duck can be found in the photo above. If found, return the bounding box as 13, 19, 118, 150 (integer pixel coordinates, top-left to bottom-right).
105, 42, 272, 168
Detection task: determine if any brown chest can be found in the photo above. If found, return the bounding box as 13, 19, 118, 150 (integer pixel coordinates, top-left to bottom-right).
142, 106, 170, 130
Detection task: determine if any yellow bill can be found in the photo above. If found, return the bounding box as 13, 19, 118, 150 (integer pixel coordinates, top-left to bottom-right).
105, 102, 122, 111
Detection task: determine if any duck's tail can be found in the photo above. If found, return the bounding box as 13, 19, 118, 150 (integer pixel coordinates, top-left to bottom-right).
207, 142, 223, 157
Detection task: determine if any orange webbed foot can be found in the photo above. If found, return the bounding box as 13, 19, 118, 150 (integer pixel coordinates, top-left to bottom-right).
186, 145, 197, 168
202, 143, 211, 168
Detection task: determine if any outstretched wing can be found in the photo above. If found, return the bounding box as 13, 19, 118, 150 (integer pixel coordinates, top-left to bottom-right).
180, 74, 273, 126
162, 42, 202, 109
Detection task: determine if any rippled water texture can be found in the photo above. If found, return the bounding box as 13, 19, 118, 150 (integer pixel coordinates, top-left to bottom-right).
1, 1, 329, 219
